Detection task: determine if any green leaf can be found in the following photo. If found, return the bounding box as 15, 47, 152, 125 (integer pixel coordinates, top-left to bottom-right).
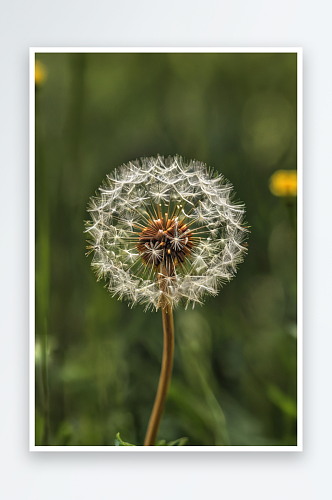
267, 384, 297, 418
115, 432, 136, 446
155, 437, 188, 446
166, 437, 188, 446
115, 433, 188, 446
155, 439, 167, 446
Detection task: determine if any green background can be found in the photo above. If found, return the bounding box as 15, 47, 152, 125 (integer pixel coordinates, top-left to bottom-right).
35, 52, 297, 446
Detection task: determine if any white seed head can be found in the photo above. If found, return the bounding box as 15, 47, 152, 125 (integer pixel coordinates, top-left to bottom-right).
85, 155, 248, 310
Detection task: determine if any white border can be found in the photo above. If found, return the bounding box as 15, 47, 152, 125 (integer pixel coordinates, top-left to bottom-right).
29, 47, 303, 452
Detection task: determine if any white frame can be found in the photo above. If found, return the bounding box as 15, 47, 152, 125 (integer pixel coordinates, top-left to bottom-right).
29, 47, 303, 452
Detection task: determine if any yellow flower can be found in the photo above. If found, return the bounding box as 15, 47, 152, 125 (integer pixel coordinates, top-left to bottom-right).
35, 60, 47, 86
269, 170, 297, 197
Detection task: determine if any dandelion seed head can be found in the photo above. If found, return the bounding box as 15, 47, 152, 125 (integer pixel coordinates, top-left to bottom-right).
85, 155, 248, 310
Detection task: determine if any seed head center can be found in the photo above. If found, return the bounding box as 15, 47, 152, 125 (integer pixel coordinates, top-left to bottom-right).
136, 216, 194, 275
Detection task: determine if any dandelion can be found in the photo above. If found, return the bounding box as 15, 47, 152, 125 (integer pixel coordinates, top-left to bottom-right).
269, 170, 297, 197
85, 155, 248, 445
35, 60, 47, 86
86, 155, 247, 311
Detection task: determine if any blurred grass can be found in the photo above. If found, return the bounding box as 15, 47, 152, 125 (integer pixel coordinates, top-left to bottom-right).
35, 52, 297, 446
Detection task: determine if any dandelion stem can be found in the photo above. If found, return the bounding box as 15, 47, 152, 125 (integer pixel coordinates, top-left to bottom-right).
144, 304, 174, 446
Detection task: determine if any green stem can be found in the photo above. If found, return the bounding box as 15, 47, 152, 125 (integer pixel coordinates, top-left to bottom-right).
35, 85, 50, 444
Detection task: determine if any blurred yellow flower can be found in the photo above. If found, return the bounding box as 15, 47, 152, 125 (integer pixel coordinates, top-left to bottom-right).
35, 60, 47, 86
269, 170, 297, 197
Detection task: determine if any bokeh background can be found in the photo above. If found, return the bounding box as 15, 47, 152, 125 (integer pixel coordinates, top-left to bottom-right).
35, 52, 297, 446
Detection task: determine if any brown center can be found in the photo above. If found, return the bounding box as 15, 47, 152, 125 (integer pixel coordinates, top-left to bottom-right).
136, 216, 194, 276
